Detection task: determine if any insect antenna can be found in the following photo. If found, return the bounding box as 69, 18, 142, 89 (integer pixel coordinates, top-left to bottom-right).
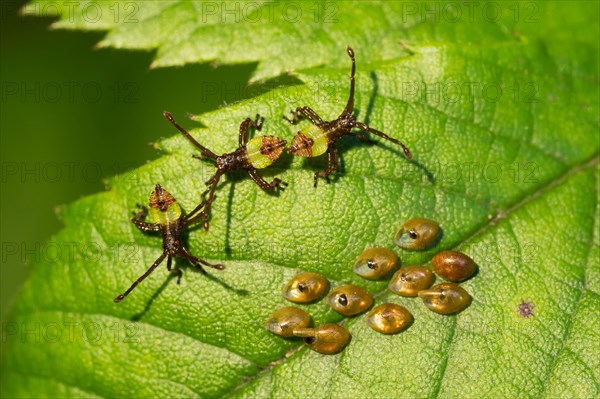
114, 251, 168, 303
342, 46, 356, 116
163, 111, 218, 160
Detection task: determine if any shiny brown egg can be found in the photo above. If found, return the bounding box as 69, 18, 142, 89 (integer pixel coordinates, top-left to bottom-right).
326, 285, 373, 316
366, 303, 414, 334
294, 324, 350, 355
418, 283, 472, 315
265, 307, 312, 338
353, 248, 399, 279
395, 217, 441, 250
283, 272, 330, 303
432, 251, 477, 282
388, 266, 435, 297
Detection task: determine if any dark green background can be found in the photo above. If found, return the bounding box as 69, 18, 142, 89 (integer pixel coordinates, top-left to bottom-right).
0, 1, 272, 322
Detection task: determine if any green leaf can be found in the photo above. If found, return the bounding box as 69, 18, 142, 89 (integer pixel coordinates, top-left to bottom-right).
23, 0, 599, 81
3, 1, 599, 398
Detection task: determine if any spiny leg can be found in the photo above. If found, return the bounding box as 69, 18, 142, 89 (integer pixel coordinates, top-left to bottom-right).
239, 114, 264, 146
131, 219, 161, 232
180, 247, 225, 271
331, 145, 340, 171
185, 172, 223, 230
300, 107, 324, 125
251, 113, 264, 130
184, 198, 207, 224
284, 106, 324, 125
131, 204, 160, 232
114, 251, 168, 303
166, 255, 183, 284
133, 204, 148, 219
184, 186, 214, 229
352, 132, 377, 145
314, 146, 339, 188
355, 122, 412, 160
163, 111, 218, 160
248, 168, 288, 191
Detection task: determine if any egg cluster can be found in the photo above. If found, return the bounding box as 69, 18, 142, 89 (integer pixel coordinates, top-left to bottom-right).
265, 217, 478, 354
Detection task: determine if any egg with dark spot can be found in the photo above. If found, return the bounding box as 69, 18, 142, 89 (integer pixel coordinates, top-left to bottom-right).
294, 324, 350, 354
265, 307, 311, 337
283, 272, 329, 303
418, 283, 471, 315
388, 266, 435, 297
326, 285, 373, 316
353, 248, 399, 279
395, 218, 441, 250
366, 303, 414, 334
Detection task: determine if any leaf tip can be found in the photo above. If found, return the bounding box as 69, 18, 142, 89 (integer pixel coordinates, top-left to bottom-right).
149, 60, 162, 70
94, 41, 108, 50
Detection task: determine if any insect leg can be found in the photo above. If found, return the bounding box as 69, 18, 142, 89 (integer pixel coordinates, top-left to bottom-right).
131, 219, 161, 232
248, 168, 288, 191
351, 132, 377, 144
165, 256, 183, 284
131, 205, 160, 232
132, 204, 148, 219
184, 196, 207, 224
180, 247, 225, 271
114, 251, 168, 303
239, 114, 264, 146
239, 118, 251, 147
300, 107, 324, 124
251, 114, 264, 130
355, 122, 412, 160
313, 146, 337, 187
185, 172, 223, 230
284, 107, 324, 125
331, 145, 340, 171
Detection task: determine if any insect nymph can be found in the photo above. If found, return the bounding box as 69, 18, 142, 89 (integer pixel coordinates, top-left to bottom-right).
114, 184, 224, 303
164, 112, 287, 229
286, 46, 412, 187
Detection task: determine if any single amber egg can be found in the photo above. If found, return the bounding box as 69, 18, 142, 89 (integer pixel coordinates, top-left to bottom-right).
388, 266, 435, 297
366, 303, 414, 334
326, 285, 373, 316
265, 307, 312, 338
395, 218, 441, 250
432, 251, 477, 282
418, 283, 471, 315
283, 272, 329, 303
353, 248, 399, 279
294, 324, 350, 355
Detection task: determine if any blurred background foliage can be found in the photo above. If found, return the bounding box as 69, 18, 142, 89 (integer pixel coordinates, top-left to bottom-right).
0, 0, 289, 323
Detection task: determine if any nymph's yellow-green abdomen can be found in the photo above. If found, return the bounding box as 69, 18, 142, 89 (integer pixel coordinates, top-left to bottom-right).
289, 125, 328, 157
150, 202, 181, 225
246, 136, 286, 169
